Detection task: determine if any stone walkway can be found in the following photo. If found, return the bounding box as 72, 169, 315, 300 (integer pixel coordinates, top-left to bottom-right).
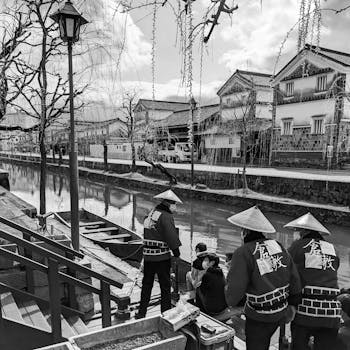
6, 151, 350, 183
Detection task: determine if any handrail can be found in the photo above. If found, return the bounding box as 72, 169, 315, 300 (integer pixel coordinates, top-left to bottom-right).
0, 247, 129, 337
0, 246, 47, 273
0, 215, 84, 259
0, 282, 84, 318
0, 228, 123, 289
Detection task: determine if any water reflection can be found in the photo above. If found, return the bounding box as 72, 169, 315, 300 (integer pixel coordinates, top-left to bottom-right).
1, 161, 350, 288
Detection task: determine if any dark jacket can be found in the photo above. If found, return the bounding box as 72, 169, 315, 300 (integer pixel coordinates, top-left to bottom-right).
143, 203, 181, 262
197, 266, 227, 315
225, 232, 301, 323
192, 256, 205, 270
288, 232, 341, 328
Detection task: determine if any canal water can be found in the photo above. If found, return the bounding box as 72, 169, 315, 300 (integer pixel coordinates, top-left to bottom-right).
1, 161, 350, 288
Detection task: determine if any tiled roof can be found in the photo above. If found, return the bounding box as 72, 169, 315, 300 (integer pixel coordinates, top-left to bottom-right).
275, 44, 350, 80
154, 104, 220, 128
304, 44, 350, 67
137, 99, 189, 111
217, 69, 272, 96
237, 70, 272, 87
0, 113, 37, 128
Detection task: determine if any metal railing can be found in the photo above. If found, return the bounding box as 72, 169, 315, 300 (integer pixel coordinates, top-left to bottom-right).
0, 226, 130, 342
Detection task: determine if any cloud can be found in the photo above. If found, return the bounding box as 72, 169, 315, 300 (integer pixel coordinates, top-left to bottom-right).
219, 0, 300, 73
83, 78, 222, 106
78, 0, 151, 74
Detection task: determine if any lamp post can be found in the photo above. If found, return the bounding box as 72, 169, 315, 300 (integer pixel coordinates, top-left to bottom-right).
50, 1, 88, 251
189, 97, 197, 187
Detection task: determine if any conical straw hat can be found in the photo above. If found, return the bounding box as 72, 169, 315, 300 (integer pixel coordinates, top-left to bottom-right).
153, 189, 183, 204
284, 213, 330, 235
227, 206, 276, 233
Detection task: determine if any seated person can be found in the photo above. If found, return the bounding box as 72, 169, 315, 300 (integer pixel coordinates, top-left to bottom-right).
196, 253, 227, 316
225, 251, 246, 307
225, 252, 233, 270
337, 291, 350, 350
186, 243, 208, 292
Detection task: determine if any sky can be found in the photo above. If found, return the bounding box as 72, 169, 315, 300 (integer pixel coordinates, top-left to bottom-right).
2, 0, 350, 118
73, 0, 350, 108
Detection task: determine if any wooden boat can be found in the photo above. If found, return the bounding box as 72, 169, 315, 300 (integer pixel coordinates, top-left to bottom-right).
54, 209, 143, 263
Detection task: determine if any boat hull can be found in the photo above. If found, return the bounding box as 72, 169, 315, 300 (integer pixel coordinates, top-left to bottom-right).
54, 209, 143, 263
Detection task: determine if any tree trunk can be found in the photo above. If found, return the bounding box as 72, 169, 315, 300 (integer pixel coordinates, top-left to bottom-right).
130, 102, 136, 172
145, 159, 177, 185
242, 135, 248, 194
39, 27, 48, 215
131, 193, 137, 231
39, 127, 46, 214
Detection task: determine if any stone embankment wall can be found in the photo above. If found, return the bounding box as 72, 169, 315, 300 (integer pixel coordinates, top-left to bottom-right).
1, 153, 350, 226
1, 153, 350, 208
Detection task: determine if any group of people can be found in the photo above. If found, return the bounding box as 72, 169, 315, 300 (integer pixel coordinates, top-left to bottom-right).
136, 189, 350, 350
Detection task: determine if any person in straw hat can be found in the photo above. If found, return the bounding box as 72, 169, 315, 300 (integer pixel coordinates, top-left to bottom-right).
285, 213, 341, 350
136, 189, 182, 319
225, 206, 301, 350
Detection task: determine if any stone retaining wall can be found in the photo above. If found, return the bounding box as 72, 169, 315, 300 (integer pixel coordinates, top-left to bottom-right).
2, 153, 350, 207
1, 154, 349, 226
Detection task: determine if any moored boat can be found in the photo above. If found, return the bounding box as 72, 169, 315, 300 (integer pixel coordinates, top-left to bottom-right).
54, 209, 143, 263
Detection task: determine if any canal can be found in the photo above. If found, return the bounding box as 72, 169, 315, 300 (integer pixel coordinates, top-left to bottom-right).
1, 160, 350, 288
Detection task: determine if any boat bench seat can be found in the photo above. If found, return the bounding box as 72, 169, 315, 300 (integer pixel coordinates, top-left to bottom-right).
100, 233, 131, 241
80, 221, 105, 228
81, 227, 120, 234
82, 232, 131, 241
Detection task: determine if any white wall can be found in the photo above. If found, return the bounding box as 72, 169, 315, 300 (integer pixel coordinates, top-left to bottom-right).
276, 99, 336, 127
90, 141, 144, 160
222, 91, 248, 105
279, 72, 336, 96
256, 104, 272, 120
221, 107, 246, 121
256, 89, 273, 103
343, 99, 350, 120
204, 134, 241, 157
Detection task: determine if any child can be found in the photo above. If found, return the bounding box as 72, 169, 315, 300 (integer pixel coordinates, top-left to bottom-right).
196, 253, 227, 316
186, 243, 208, 292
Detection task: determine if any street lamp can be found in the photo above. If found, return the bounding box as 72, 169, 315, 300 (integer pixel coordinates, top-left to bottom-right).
189, 97, 197, 187
50, 1, 88, 251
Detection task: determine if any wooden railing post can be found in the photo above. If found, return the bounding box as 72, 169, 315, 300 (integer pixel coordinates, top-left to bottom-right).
0, 291, 3, 323
65, 252, 77, 310
23, 232, 35, 294
115, 295, 131, 321
100, 281, 111, 328
48, 258, 62, 343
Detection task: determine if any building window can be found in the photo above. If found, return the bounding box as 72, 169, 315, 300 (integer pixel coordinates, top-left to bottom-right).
210, 137, 215, 145
313, 118, 324, 134
228, 137, 234, 144
282, 119, 293, 135
286, 82, 294, 97
316, 75, 327, 92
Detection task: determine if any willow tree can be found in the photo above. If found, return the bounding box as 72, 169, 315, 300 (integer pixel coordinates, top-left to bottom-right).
4, 0, 86, 215
0, 3, 32, 123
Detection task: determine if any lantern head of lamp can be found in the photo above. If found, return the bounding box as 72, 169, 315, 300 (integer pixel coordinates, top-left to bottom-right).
189, 97, 197, 110
50, 1, 88, 43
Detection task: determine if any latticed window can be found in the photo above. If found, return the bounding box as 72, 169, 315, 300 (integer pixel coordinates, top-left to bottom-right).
316, 75, 327, 92
313, 118, 324, 134
286, 82, 294, 97
282, 120, 292, 135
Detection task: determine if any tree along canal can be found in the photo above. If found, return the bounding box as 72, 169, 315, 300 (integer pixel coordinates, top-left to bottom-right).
1, 161, 350, 288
